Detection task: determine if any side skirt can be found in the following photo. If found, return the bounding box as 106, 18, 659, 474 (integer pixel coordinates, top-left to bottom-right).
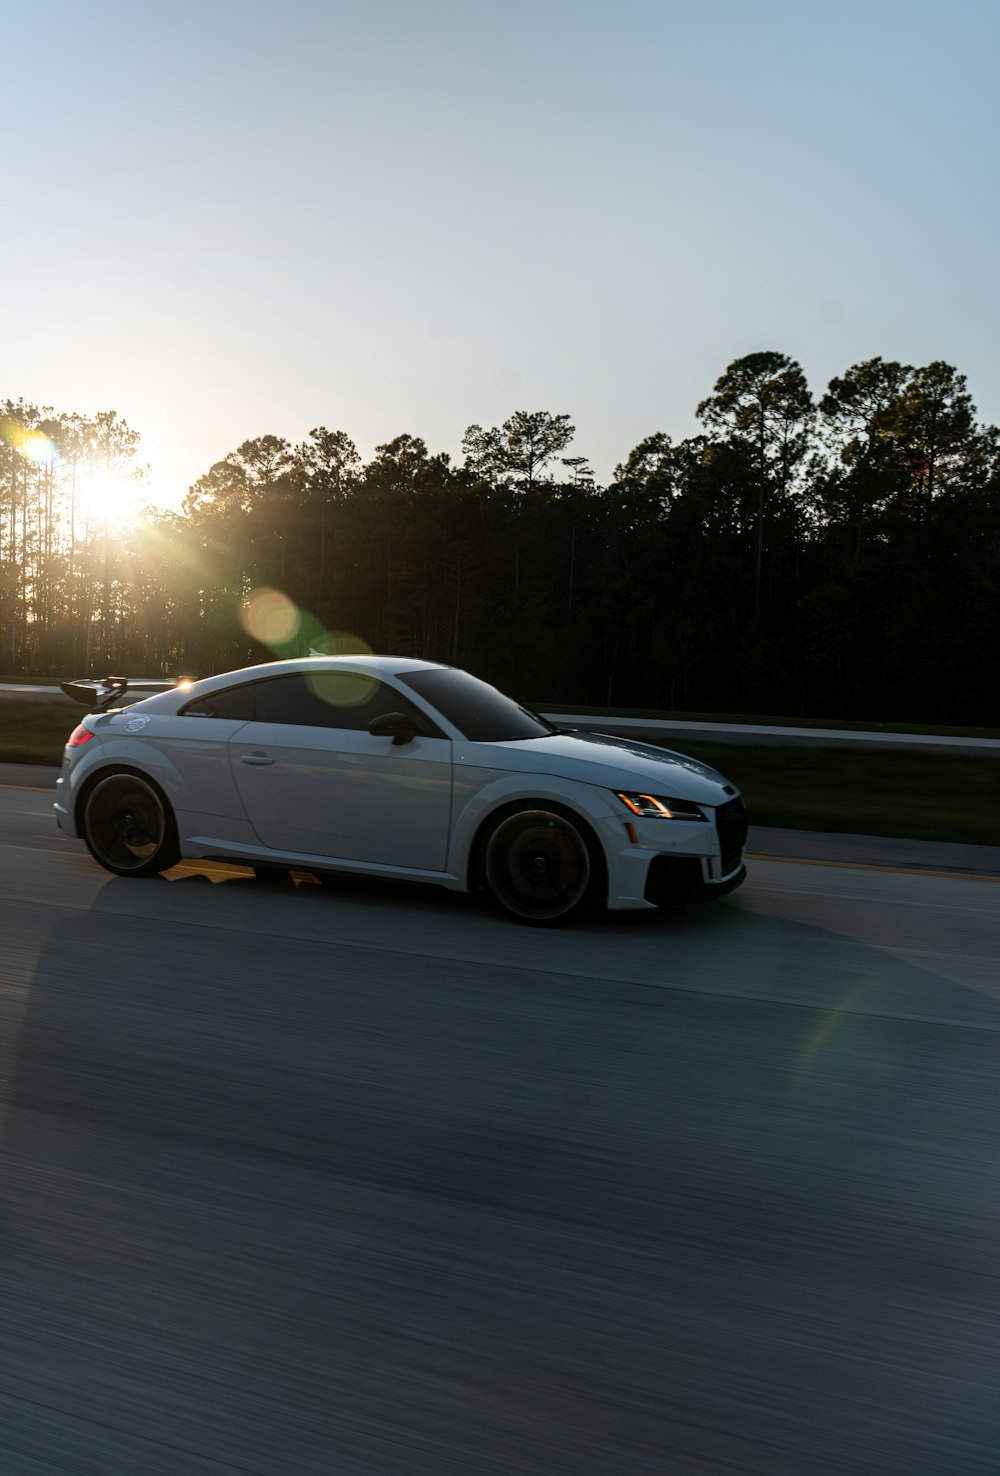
184, 837, 467, 891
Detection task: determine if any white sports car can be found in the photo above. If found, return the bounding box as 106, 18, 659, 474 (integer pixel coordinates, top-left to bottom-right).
55, 657, 747, 924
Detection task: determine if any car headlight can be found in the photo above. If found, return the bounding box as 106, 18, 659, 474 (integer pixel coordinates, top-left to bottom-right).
614, 791, 708, 822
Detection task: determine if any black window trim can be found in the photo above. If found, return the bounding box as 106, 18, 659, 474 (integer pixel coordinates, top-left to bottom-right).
180, 673, 447, 738
179, 681, 257, 720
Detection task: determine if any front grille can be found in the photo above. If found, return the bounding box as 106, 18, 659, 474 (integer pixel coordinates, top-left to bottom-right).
715, 796, 747, 877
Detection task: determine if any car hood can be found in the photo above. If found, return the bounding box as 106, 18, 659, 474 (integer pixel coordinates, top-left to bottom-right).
466, 729, 737, 803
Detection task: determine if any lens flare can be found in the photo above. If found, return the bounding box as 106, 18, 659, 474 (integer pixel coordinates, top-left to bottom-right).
305, 671, 371, 707
1, 420, 57, 465
240, 589, 374, 662
309, 630, 373, 657
241, 588, 301, 647
794, 979, 871, 1088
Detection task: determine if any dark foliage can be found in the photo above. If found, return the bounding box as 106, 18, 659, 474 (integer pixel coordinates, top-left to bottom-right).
2, 358, 998, 724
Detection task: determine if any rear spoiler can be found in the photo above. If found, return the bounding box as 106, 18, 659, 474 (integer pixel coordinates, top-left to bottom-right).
60, 676, 179, 713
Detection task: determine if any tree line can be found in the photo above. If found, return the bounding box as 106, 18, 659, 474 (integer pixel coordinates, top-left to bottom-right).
2, 350, 998, 723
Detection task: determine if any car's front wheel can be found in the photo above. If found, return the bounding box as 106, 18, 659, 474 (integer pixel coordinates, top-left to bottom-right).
80, 771, 180, 877
481, 806, 601, 925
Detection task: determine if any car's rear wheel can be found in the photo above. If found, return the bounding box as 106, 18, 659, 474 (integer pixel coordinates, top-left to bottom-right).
482, 806, 600, 925
81, 771, 180, 877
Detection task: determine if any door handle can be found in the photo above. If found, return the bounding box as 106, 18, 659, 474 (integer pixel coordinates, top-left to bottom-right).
239, 752, 274, 766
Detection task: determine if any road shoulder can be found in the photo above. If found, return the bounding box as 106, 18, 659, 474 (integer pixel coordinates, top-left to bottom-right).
748, 825, 1000, 877
0, 763, 63, 789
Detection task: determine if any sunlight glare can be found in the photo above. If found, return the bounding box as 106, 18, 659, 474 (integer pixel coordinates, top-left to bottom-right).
76, 469, 146, 531
1, 421, 57, 465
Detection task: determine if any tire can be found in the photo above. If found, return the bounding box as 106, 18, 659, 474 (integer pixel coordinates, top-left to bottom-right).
481, 805, 602, 926
80, 770, 180, 878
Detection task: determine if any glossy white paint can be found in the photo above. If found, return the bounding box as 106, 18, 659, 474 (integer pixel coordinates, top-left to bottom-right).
228, 724, 453, 868
56, 656, 747, 909
141, 714, 256, 822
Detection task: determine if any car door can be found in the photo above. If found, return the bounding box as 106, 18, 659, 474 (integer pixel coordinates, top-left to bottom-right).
227, 671, 453, 870
151, 681, 256, 836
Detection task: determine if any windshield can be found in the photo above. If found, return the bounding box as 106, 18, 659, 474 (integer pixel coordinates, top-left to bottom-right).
399, 668, 556, 742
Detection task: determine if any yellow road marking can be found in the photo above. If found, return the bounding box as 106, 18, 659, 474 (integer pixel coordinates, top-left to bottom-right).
746, 853, 1000, 883
0, 784, 56, 794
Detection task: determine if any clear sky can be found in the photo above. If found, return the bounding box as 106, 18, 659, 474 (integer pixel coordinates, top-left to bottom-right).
3, 0, 998, 502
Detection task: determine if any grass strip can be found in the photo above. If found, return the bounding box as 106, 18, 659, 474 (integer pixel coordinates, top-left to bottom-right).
658, 740, 1000, 847
0, 702, 77, 764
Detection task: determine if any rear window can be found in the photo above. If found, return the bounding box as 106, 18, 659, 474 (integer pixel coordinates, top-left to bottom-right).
182, 684, 255, 720
399, 668, 555, 742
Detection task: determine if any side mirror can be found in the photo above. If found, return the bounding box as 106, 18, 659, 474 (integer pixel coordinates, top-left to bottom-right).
369, 712, 420, 746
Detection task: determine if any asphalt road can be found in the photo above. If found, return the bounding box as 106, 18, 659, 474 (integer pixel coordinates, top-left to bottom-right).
0, 783, 999, 1474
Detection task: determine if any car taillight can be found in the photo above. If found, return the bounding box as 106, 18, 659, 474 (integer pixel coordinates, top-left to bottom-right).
67, 725, 94, 748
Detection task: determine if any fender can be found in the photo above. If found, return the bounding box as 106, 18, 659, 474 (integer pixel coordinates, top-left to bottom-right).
446, 768, 619, 884
66, 732, 196, 832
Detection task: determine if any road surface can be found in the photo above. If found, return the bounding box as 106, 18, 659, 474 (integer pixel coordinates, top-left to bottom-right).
0, 780, 998, 1473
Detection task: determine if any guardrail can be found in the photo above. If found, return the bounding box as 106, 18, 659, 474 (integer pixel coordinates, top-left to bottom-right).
0, 685, 996, 755
539, 714, 1000, 756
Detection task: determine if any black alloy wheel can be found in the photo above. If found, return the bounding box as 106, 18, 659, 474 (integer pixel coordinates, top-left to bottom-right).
81, 772, 180, 877
483, 807, 597, 925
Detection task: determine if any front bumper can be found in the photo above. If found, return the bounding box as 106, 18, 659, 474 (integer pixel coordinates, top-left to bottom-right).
643, 855, 747, 906
601, 798, 747, 909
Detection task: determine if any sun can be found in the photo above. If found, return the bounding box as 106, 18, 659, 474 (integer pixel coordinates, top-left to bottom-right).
75, 469, 148, 532
2, 417, 152, 533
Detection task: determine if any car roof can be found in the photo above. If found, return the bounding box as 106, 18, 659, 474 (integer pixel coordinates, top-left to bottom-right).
190, 655, 450, 692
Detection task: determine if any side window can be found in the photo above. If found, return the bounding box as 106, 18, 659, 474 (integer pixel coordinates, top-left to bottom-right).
182, 684, 255, 720
254, 673, 441, 734
361, 680, 444, 736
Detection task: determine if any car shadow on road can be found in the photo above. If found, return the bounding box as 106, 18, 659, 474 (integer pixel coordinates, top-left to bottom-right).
157, 853, 752, 933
